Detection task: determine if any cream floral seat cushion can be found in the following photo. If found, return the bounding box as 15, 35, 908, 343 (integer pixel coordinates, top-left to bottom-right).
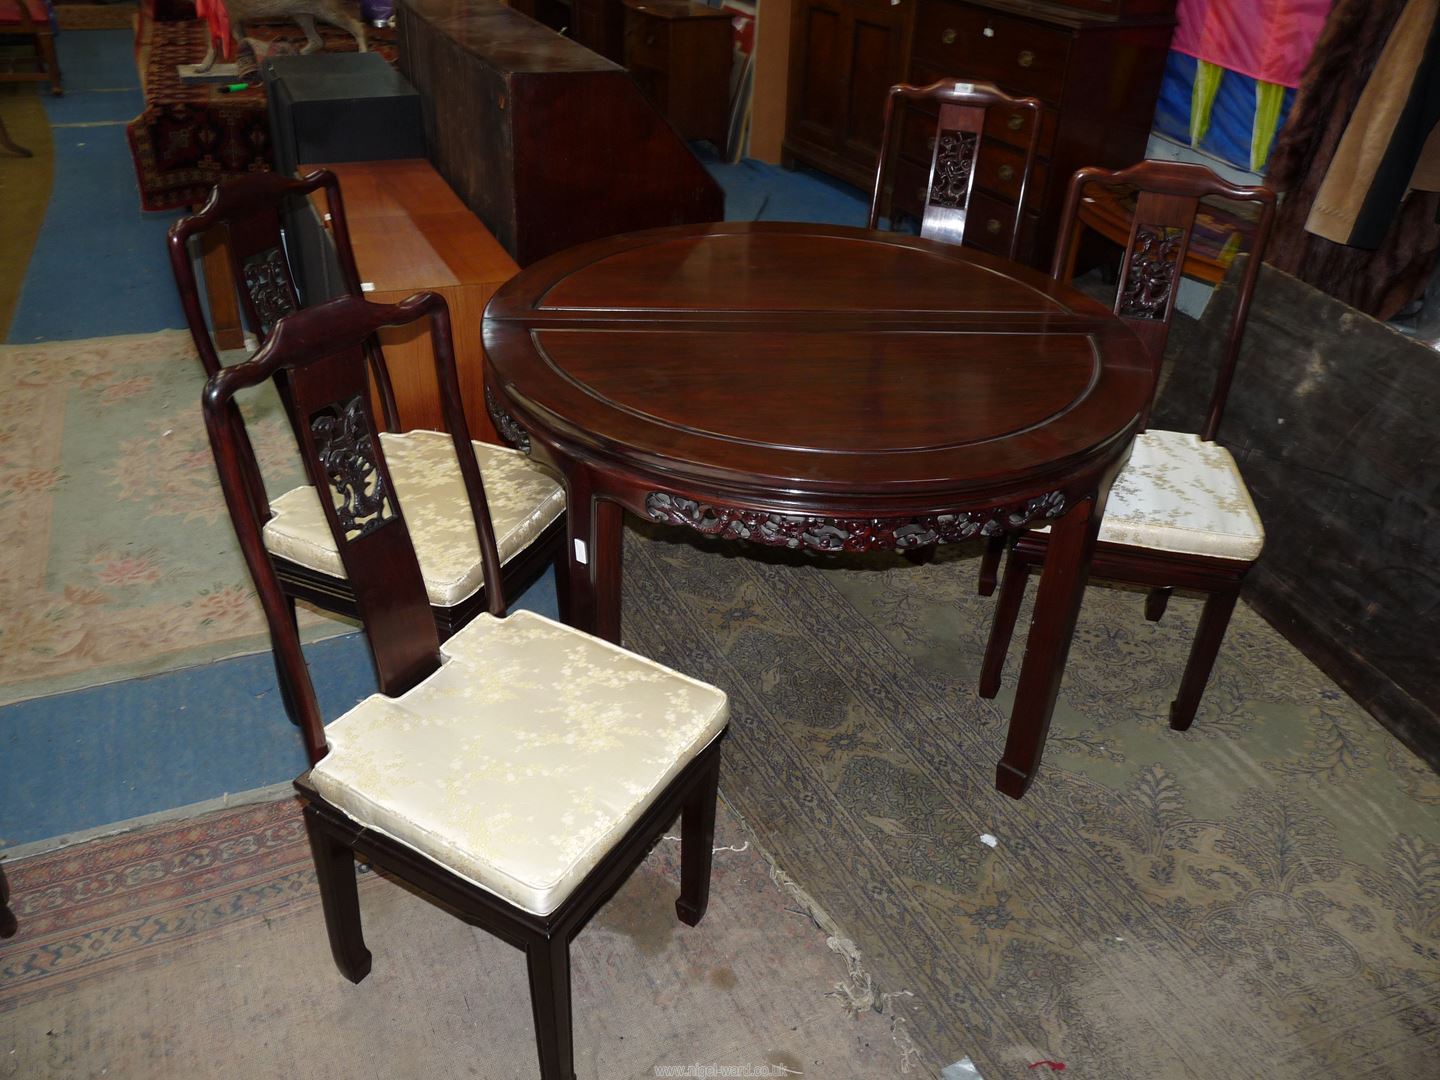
263, 430, 566, 607
308, 610, 729, 916
1037, 430, 1263, 560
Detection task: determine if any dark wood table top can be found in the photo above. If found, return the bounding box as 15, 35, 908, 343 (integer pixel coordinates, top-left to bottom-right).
482, 221, 1155, 799
483, 221, 1154, 517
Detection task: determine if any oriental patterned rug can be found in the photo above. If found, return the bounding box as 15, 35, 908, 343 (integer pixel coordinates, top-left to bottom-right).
127, 11, 396, 212
0, 797, 910, 1077
621, 525, 1440, 1079
0, 330, 348, 705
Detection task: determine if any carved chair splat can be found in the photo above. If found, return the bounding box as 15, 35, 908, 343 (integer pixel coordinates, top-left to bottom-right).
869, 79, 1042, 258
203, 292, 728, 1080
168, 172, 568, 675
978, 159, 1277, 732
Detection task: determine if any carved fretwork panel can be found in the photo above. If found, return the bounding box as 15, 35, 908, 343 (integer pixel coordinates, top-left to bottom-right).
1118, 225, 1184, 320
645, 490, 1066, 554
486, 384, 532, 455
928, 130, 979, 210
241, 247, 297, 337
310, 395, 396, 542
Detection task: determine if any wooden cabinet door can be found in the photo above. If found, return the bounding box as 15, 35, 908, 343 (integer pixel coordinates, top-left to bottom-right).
786, 0, 910, 187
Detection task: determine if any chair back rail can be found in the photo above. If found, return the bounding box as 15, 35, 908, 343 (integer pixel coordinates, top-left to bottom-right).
869, 79, 1042, 260
202, 292, 507, 764
168, 169, 401, 429
1050, 160, 1276, 438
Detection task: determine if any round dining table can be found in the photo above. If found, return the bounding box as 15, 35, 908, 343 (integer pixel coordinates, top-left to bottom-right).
482, 221, 1155, 797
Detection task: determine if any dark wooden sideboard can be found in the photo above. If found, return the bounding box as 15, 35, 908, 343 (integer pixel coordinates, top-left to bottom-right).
784, 0, 1176, 266
397, 0, 724, 267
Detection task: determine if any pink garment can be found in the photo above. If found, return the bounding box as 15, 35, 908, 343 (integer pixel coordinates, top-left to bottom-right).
1172, 0, 1331, 88
194, 0, 233, 60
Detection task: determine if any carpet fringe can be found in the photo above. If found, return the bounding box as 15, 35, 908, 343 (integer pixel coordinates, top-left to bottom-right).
714, 797, 923, 1073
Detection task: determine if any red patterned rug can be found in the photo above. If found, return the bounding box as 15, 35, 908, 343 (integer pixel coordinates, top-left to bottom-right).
0, 797, 913, 1075
126, 9, 397, 211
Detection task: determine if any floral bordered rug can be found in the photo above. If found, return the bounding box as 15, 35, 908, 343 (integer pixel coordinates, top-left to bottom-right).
0, 331, 349, 705
0, 797, 909, 1077
622, 525, 1440, 1079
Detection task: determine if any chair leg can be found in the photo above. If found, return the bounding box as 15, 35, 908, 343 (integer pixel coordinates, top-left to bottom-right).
1145, 587, 1173, 622
0, 116, 31, 157
1169, 588, 1239, 732
978, 546, 1033, 698
526, 934, 576, 1080
273, 594, 305, 727
552, 544, 573, 627
977, 533, 1006, 596
676, 751, 720, 927
0, 863, 17, 939
38, 32, 61, 96
303, 808, 372, 983
902, 546, 934, 566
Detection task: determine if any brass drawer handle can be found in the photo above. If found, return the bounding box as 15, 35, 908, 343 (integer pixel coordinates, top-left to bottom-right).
998, 164, 1015, 182
986, 218, 1002, 235
1007, 113, 1025, 131
942, 28, 956, 45
1018, 49, 1035, 68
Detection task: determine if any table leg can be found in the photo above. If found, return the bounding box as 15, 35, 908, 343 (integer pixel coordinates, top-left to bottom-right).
564, 475, 625, 644
995, 488, 1107, 799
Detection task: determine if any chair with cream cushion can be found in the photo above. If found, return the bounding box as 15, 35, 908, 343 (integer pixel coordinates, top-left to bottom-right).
168, 169, 567, 648
979, 160, 1277, 732
202, 290, 728, 1080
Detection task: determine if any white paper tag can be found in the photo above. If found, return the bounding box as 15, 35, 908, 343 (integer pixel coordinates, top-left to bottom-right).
573, 538, 588, 565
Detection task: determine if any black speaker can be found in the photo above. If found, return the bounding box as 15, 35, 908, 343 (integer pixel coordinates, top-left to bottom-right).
262, 52, 426, 178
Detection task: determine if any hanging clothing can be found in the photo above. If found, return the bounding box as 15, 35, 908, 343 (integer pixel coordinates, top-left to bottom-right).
1172, 0, 1331, 88
1308, 0, 1440, 248
1267, 0, 1440, 320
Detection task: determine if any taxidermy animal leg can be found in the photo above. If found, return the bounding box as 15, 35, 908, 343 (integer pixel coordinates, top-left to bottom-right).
320, 10, 367, 53
294, 13, 324, 54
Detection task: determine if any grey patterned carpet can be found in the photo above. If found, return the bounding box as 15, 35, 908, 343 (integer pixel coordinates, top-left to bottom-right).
622, 524, 1440, 1079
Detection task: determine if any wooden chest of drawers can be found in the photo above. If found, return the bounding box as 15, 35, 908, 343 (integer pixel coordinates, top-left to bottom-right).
624, 0, 734, 152
784, 0, 1176, 267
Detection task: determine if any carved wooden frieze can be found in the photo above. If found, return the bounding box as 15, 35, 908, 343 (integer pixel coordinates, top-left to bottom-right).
645, 490, 1067, 554
1118, 225, 1184, 320
485, 384, 532, 455
928, 130, 979, 210
310, 395, 395, 542
241, 247, 297, 337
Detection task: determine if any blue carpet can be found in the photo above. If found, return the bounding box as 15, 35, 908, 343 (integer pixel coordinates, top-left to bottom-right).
0, 570, 559, 848
703, 151, 874, 227
6, 30, 186, 343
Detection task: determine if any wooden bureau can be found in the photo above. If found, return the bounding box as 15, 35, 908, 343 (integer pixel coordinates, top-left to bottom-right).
784, 0, 1176, 266
624, 0, 734, 152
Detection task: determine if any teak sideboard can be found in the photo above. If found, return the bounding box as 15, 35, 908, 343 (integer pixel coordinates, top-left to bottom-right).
783, 0, 1177, 266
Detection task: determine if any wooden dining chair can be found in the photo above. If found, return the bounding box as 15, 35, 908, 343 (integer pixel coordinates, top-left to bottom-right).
978, 159, 1277, 732
868, 78, 1042, 258
203, 290, 729, 1080
168, 170, 568, 657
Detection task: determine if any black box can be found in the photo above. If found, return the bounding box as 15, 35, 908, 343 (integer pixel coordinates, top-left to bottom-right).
263, 52, 426, 177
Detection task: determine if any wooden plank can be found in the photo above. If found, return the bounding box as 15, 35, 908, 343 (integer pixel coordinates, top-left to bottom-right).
1153, 255, 1440, 769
